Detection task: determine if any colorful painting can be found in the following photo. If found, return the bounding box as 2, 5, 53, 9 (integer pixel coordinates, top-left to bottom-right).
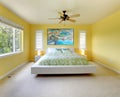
47, 29, 74, 45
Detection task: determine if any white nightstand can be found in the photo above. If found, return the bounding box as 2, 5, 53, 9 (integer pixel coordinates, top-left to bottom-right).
34, 55, 41, 62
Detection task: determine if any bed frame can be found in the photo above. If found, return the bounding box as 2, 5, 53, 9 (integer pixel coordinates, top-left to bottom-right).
31, 62, 96, 74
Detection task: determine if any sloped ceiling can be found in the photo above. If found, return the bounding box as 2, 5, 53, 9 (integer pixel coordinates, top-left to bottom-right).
0, 0, 120, 24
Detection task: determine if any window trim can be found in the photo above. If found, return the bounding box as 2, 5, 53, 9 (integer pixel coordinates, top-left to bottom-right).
0, 51, 23, 58
0, 19, 24, 57
0, 16, 23, 29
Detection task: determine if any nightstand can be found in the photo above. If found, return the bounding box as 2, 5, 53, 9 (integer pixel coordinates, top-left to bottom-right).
34, 55, 41, 62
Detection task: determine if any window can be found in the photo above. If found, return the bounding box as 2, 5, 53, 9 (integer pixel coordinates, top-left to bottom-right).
79, 30, 86, 50
0, 20, 23, 57
35, 30, 43, 50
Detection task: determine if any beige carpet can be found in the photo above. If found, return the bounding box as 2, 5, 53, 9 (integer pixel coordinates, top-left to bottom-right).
0, 62, 120, 97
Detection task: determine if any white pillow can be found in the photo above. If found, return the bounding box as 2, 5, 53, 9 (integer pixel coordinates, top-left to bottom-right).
62, 48, 74, 53
69, 48, 74, 52
47, 48, 56, 53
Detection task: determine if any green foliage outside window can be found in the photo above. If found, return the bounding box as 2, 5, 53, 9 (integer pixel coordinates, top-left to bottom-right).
0, 22, 22, 55
0, 25, 13, 54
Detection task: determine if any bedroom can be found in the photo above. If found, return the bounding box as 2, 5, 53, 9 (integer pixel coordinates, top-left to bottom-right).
0, 0, 120, 97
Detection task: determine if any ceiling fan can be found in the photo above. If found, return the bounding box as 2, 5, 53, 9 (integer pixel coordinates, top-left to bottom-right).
49, 10, 80, 23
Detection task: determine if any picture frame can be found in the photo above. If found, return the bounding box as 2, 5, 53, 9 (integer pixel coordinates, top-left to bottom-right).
47, 28, 74, 45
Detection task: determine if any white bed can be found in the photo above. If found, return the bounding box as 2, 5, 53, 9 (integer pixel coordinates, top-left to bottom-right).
31, 48, 96, 74
31, 63, 96, 74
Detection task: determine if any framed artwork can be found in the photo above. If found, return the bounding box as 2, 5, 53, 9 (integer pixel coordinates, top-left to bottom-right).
47, 28, 74, 45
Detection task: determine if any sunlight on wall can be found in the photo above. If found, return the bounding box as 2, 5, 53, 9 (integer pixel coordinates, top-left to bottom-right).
92, 10, 120, 72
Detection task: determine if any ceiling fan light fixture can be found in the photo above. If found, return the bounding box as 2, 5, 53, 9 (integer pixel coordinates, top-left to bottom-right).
49, 10, 80, 23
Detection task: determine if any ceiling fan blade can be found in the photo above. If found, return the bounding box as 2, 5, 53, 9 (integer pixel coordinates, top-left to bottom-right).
48, 18, 60, 19
58, 11, 63, 16
69, 14, 80, 18
59, 20, 63, 23
68, 19, 76, 22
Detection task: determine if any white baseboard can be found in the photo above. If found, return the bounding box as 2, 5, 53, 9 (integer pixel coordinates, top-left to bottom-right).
94, 60, 120, 74
0, 61, 29, 80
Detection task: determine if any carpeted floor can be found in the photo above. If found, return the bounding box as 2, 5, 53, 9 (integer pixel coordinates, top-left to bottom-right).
0, 62, 120, 97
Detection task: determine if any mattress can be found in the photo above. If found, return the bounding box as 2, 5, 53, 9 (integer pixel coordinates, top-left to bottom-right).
31, 63, 96, 74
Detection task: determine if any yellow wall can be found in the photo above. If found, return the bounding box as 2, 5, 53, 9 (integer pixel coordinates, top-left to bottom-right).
1, 2, 120, 76
92, 10, 120, 71
30, 24, 92, 61
0, 4, 92, 77
0, 4, 30, 76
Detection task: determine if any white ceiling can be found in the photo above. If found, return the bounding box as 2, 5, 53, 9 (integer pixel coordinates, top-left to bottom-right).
0, 0, 120, 24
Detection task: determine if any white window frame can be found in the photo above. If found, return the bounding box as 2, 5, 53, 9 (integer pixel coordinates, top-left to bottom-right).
35, 30, 43, 50
79, 30, 86, 50
0, 19, 23, 58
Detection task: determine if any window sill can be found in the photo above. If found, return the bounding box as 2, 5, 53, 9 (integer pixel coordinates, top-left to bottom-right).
0, 51, 23, 58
